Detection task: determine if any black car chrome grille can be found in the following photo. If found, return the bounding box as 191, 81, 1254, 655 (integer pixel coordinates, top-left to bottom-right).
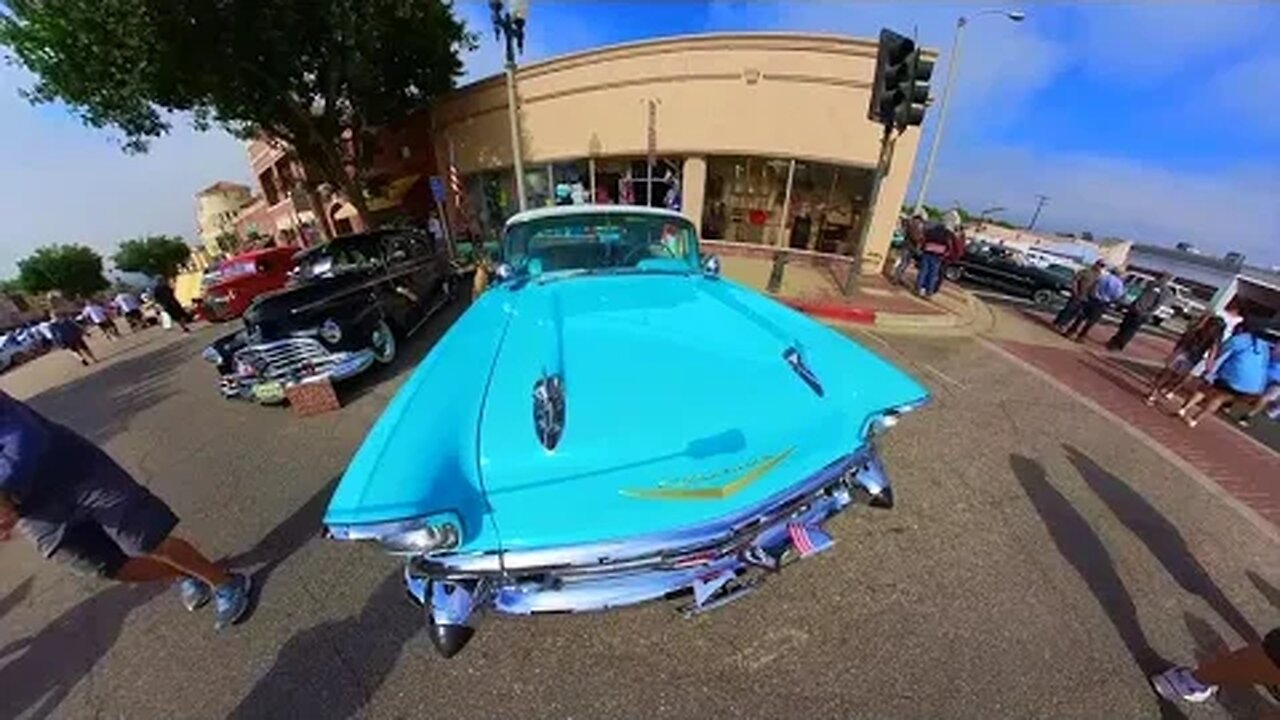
234, 338, 340, 382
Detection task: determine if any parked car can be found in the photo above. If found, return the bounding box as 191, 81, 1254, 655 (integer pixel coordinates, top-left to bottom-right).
322, 206, 930, 657
0, 329, 42, 372
202, 228, 459, 403
944, 241, 1073, 306
199, 247, 297, 322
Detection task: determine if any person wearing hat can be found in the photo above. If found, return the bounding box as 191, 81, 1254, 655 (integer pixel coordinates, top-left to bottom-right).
1054, 259, 1106, 330
892, 209, 927, 286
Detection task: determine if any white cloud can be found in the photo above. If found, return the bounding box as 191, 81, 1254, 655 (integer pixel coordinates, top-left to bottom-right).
929, 143, 1280, 264
1203, 51, 1280, 136
1076, 4, 1277, 82
0, 64, 253, 277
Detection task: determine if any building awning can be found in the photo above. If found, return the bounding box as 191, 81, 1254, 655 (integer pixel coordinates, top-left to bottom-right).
366, 174, 421, 212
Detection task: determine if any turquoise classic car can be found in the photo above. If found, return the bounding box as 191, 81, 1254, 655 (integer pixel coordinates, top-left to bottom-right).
324, 205, 929, 657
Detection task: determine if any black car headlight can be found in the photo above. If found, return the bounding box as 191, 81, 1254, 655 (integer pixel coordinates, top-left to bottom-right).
319, 319, 343, 344
326, 512, 462, 556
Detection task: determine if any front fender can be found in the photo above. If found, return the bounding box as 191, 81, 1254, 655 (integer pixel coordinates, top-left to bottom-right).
323, 291, 513, 549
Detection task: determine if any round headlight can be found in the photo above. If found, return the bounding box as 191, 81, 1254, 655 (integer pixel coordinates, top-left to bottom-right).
319, 319, 343, 344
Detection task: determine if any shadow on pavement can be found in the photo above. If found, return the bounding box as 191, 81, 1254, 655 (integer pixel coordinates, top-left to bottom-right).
1247, 572, 1279, 611
0, 576, 33, 623
1182, 612, 1273, 720
226, 569, 420, 720
22, 337, 201, 447
0, 581, 167, 720
1010, 454, 1185, 720
0, 476, 334, 720
1064, 445, 1260, 645
225, 478, 338, 595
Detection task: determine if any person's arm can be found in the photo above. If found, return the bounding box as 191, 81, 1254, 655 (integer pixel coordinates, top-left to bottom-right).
0, 491, 16, 541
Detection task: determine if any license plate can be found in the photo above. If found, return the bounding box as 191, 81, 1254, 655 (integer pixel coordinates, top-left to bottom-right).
252, 381, 286, 404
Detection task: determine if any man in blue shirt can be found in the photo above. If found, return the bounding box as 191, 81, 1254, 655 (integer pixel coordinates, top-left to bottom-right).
1064, 266, 1125, 342
0, 391, 251, 629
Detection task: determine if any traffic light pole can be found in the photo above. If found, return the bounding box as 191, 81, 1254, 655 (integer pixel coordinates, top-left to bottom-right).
843, 125, 897, 296
912, 17, 963, 215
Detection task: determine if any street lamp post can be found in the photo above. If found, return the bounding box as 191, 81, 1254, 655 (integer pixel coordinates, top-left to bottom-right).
491, 0, 528, 212
912, 8, 1025, 215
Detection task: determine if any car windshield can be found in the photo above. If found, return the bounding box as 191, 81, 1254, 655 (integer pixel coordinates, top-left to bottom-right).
503, 212, 699, 277
293, 239, 382, 283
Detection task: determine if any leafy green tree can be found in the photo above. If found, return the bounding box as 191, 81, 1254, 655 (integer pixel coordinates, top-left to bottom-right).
0, 0, 472, 227
16, 244, 109, 298
113, 235, 192, 279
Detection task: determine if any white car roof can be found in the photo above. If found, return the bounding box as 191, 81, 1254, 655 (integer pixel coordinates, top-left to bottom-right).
504, 204, 690, 228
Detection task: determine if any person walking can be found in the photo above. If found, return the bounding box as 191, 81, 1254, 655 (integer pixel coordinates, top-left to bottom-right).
892, 210, 926, 286
1063, 266, 1125, 342
1144, 315, 1226, 405
1054, 260, 1104, 329
1107, 273, 1172, 351
916, 211, 960, 298
1177, 318, 1272, 428
1150, 627, 1280, 705
47, 312, 96, 365
0, 391, 251, 629
79, 300, 120, 340
1236, 342, 1280, 428
112, 290, 144, 332
151, 278, 191, 333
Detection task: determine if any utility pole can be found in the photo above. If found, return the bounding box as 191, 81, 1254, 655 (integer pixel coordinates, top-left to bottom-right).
1028, 194, 1049, 230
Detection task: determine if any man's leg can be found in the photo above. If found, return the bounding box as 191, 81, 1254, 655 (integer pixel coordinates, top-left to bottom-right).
1152, 627, 1280, 703
146, 536, 230, 588
1108, 311, 1139, 350
1054, 297, 1081, 328
1073, 302, 1103, 340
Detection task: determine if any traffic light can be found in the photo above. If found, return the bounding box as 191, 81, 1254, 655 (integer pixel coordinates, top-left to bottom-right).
869, 29, 935, 130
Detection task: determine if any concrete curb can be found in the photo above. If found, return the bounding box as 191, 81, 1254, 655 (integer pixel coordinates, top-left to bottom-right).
781, 285, 985, 332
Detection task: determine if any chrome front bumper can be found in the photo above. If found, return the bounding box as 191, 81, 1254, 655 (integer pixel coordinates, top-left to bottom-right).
218, 337, 376, 400
406, 444, 894, 656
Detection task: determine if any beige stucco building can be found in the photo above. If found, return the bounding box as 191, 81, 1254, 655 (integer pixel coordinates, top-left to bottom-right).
195, 181, 253, 256
432, 33, 929, 275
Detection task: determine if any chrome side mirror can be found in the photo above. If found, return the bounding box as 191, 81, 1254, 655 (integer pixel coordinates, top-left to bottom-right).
701, 254, 721, 276
493, 263, 514, 282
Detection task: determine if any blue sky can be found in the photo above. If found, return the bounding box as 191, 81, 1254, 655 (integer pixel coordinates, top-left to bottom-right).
1, 1, 1277, 275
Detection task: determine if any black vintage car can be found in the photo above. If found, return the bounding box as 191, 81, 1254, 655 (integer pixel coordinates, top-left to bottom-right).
202, 228, 460, 403
943, 242, 1073, 306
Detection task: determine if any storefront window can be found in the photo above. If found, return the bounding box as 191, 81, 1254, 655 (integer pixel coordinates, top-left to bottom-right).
552, 161, 591, 205
787, 161, 873, 255
593, 157, 681, 209
458, 156, 684, 254
701, 156, 789, 245
701, 155, 874, 256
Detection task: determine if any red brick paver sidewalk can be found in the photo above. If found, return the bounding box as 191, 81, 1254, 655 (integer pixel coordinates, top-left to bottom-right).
997, 338, 1280, 527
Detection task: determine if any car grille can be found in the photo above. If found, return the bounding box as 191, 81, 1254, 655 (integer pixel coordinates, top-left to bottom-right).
234, 338, 341, 382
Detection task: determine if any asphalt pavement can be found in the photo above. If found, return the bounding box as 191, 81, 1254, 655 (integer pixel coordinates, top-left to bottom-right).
0, 303, 1277, 719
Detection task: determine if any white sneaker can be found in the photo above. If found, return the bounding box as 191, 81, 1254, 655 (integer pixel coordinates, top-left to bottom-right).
1151, 666, 1217, 703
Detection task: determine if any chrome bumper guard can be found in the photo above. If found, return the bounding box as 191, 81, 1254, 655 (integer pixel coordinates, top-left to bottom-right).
218, 337, 375, 399
408, 443, 893, 657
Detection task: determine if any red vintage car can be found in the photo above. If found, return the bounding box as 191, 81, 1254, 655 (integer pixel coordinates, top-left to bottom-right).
199, 247, 297, 322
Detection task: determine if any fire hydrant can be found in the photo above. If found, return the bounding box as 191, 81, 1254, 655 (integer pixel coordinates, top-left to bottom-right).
766, 251, 789, 294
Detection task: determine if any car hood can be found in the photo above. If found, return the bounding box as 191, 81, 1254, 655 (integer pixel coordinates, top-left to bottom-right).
476, 273, 927, 550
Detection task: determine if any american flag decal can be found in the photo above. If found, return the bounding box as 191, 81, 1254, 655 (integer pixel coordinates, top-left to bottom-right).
787, 522, 834, 558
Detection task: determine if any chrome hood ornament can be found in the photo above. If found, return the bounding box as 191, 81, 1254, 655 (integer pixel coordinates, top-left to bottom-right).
782, 346, 824, 397
532, 373, 566, 451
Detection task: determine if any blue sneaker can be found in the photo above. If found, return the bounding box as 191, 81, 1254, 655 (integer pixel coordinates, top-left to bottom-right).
213, 573, 252, 630
178, 576, 212, 612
